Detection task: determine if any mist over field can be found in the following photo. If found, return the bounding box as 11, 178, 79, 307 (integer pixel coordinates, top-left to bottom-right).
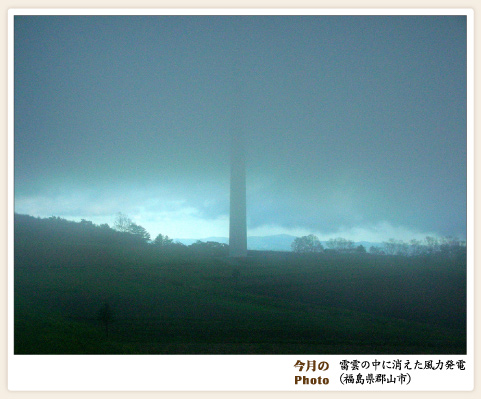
14, 214, 466, 354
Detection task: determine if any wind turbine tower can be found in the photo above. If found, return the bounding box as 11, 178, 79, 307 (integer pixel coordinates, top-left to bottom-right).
229, 99, 247, 258
228, 23, 248, 258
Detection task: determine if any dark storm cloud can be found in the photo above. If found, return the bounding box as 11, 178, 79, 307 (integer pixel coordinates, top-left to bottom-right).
14, 14, 467, 239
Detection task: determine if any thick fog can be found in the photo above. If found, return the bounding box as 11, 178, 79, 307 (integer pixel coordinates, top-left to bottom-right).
14, 14, 467, 241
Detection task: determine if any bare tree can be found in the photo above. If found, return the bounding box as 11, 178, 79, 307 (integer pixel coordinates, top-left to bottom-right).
291, 234, 324, 253
113, 212, 133, 233
326, 237, 355, 253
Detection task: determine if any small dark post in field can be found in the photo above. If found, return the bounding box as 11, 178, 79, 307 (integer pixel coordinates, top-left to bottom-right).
97, 302, 114, 338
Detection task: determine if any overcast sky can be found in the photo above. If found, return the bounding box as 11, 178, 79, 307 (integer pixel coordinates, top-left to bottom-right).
13, 13, 467, 242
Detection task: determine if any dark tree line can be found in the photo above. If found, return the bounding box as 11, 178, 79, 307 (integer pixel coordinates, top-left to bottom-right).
15, 213, 465, 261
291, 234, 466, 257
378, 236, 466, 257
291, 235, 365, 254
14, 213, 230, 258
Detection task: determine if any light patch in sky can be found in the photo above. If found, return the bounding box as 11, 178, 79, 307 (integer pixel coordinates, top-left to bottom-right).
126, 208, 229, 240
14, 191, 230, 240
15, 189, 445, 243
248, 221, 442, 243
316, 222, 441, 243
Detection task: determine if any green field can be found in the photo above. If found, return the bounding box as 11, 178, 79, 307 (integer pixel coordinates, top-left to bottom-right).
14, 215, 466, 354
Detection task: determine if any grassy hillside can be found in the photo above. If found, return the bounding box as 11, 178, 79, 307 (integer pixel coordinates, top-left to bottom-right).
14, 214, 466, 354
